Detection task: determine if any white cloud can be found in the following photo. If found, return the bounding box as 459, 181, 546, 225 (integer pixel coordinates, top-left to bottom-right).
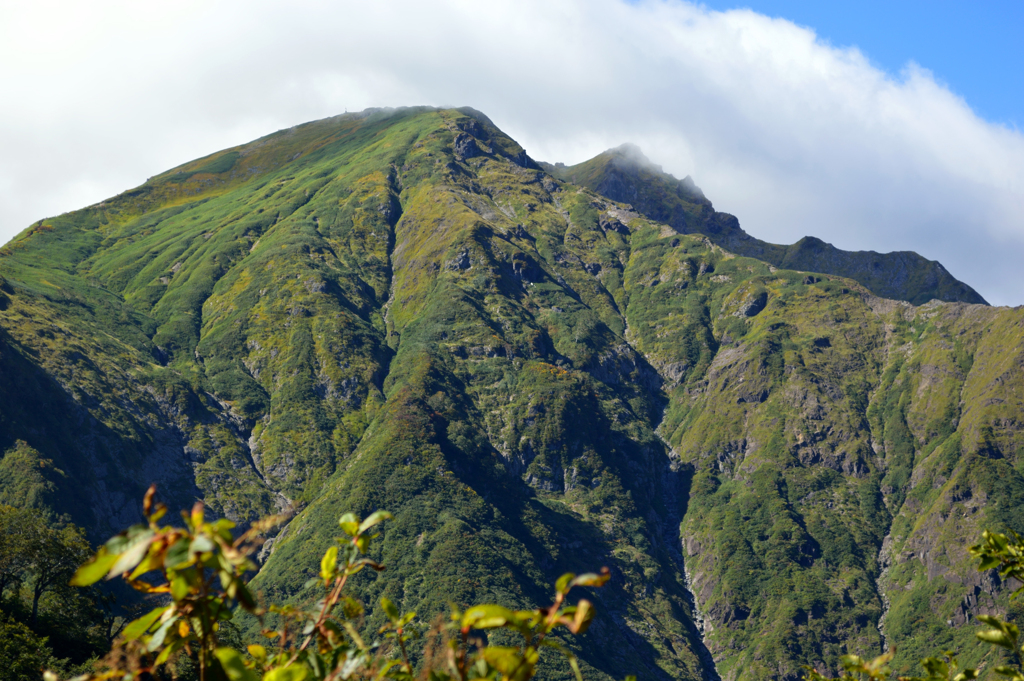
2, 0, 1022, 304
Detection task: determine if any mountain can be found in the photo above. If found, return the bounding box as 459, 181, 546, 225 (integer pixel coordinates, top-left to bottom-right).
2, 107, 1023, 681
542, 145, 987, 306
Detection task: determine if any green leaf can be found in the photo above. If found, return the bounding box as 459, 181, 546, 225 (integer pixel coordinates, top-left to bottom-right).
479, 646, 524, 674
381, 596, 400, 622
149, 505, 167, 525
70, 547, 119, 586
213, 518, 236, 539
977, 615, 1005, 628
122, 606, 168, 641
921, 658, 949, 677
566, 599, 595, 634
170, 575, 190, 601
154, 640, 184, 667
555, 573, 575, 594
320, 546, 338, 586
569, 571, 611, 589
264, 664, 309, 681
358, 510, 393, 534
376, 660, 402, 679
108, 530, 156, 577
355, 535, 370, 554
233, 581, 257, 611
103, 525, 146, 554
339, 513, 359, 537
127, 548, 165, 580
165, 538, 191, 569
146, 615, 179, 652
567, 653, 583, 681
214, 648, 260, 681
462, 604, 516, 630
189, 535, 215, 555
977, 630, 1014, 649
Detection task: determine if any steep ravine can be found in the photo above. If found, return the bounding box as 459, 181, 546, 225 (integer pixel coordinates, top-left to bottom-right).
668, 441, 724, 681
875, 531, 894, 652
629, 325, 723, 681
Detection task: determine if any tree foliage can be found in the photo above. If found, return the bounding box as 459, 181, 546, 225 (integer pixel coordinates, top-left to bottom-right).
0, 611, 56, 681
0, 506, 36, 597
0, 505, 113, 679
26, 523, 91, 625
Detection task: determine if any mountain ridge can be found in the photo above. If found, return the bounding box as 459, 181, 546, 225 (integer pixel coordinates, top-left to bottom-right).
542, 144, 987, 306
1, 106, 1022, 681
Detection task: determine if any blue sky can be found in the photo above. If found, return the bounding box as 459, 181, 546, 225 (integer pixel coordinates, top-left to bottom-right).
699, 0, 1023, 128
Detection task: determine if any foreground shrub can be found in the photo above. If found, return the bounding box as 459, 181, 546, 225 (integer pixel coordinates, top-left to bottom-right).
64, 486, 615, 681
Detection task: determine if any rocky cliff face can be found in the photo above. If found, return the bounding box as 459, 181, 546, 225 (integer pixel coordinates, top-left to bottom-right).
1, 107, 1020, 680
544, 146, 987, 306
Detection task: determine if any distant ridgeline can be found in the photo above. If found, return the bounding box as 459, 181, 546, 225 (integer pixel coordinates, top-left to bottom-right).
2, 106, 1023, 681
542, 145, 986, 306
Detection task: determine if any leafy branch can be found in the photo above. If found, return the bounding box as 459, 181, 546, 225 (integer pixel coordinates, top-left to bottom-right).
56, 486, 619, 681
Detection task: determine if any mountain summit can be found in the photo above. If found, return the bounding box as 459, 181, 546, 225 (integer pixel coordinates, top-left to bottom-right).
1, 107, 1021, 680
543, 144, 986, 305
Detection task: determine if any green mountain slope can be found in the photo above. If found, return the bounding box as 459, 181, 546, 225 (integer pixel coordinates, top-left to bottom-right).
1, 107, 1021, 681
543, 145, 987, 306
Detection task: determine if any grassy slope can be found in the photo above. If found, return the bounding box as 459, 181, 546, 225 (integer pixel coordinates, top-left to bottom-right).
1, 108, 1022, 681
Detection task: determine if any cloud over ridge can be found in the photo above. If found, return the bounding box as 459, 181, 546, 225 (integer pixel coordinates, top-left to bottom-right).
2, 0, 1022, 303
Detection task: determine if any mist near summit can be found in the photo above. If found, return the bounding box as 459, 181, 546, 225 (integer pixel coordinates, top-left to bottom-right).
2, 0, 1023, 304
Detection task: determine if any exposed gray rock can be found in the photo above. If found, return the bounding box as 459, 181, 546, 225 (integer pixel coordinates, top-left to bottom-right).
737, 290, 768, 317
453, 133, 479, 159
445, 249, 471, 271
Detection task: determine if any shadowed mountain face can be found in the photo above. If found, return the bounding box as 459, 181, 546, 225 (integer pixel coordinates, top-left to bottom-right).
543, 145, 987, 306
1, 108, 1022, 681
